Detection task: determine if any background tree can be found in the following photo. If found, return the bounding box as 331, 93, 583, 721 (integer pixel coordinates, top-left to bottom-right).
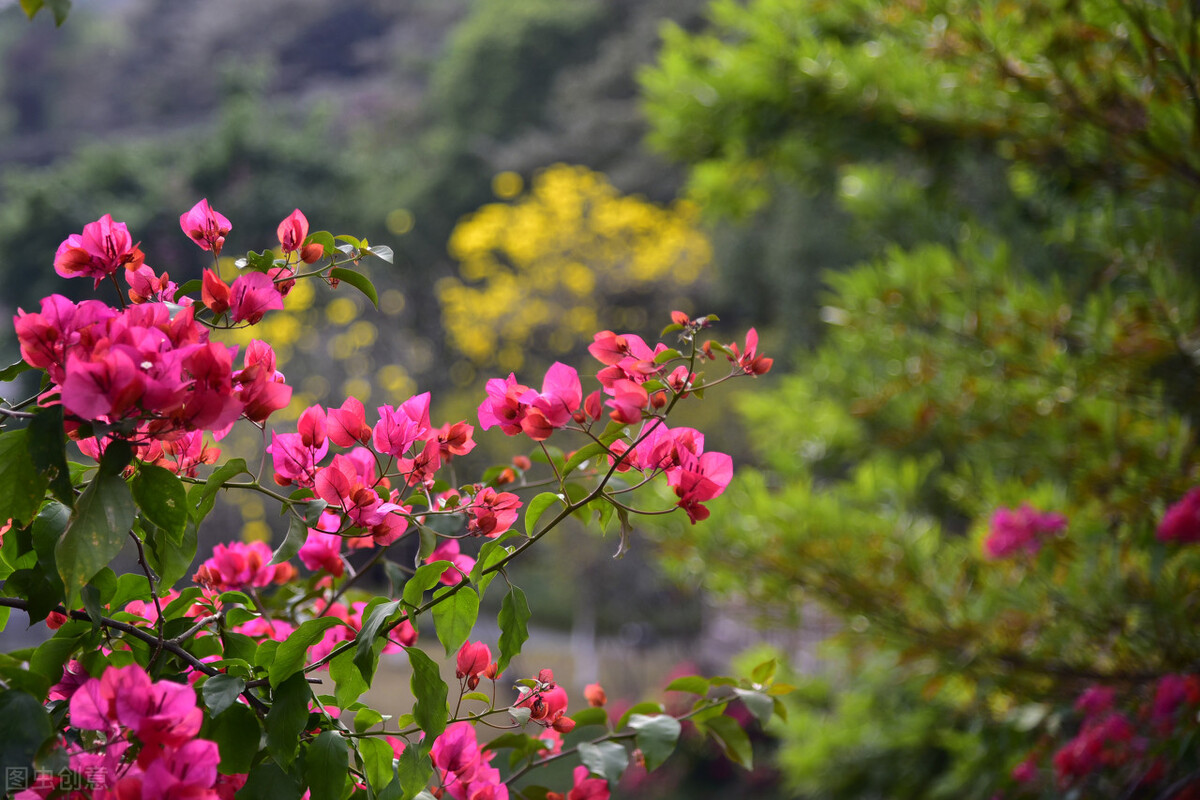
642, 0, 1200, 796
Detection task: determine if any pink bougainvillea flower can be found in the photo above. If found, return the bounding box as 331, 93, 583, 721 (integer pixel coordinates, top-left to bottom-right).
372, 392, 432, 457
604, 378, 649, 425
1158, 487, 1200, 543
179, 199, 232, 255
983, 504, 1067, 559
1075, 685, 1116, 717
276, 208, 309, 253
478, 374, 532, 436
456, 641, 492, 679
467, 487, 522, 538
559, 765, 610, 800
299, 512, 344, 577
267, 431, 327, 488
427, 539, 476, 586
434, 420, 477, 460
297, 404, 327, 448
726, 327, 773, 376
234, 340, 292, 424
517, 362, 582, 440
54, 214, 145, 286
201, 269, 232, 316
194, 541, 293, 591
670, 450, 733, 523
229, 271, 285, 325
328, 396, 372, 447
125, 265, 180, 304
142, 738, 220, 798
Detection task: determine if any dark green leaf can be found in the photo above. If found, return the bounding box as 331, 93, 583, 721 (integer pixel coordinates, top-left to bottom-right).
406, 646, 447, 744
28, 406, 72, 507
329, 268, 379, 308
132, 464, 188, 542
0, 359, 32, 382
203, 674, 246, 717
267, 672, 311, 766
55, 444, 137, 609
306, 731, 350, 800
237, 759, 302, 800
0, 429, 49, 528
704, 714, 753, 768
469, 532, 516, 595
354, 600, 401, 681
496, 587, 530, 674
143, 519, 198, 594
271, 514, 309, 567
431, 584, 479, 656
207, 703, 261, 775
576, 741, 629, 784
271, 617, 344, 687
191, 458, 249, 523
628, 714, 681, 770
0, 690, 54, 781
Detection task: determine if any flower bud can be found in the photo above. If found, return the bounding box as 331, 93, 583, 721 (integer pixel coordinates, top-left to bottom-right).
650, 391, 667, 409
538, 668, 556, 686
513, 455, 532, 471
584, 683, 607, 708
551, 716, 576, 734
301, 242, 325, 264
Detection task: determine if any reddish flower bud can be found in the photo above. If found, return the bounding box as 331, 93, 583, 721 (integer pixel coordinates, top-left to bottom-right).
484, 662, 501, 680
651, 391, 667, 409
513, 455, 532, 471
584, 390, 603, 420
633, 748, 646, 768
277, 209, 309, 254
46, 611, 68, 630
538, 668, 555, 686
584, 683, 607, 708
495, 467, 516, 486
671, 310, 691, 327
551, 716, 576, 734
201, 269, 231, 315
300, 242, 325, 264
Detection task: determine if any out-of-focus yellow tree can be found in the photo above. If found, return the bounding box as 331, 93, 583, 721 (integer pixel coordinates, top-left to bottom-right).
438, 164, 712, 379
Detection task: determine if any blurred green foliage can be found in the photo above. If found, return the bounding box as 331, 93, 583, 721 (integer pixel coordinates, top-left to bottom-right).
643, 0, 1200, 796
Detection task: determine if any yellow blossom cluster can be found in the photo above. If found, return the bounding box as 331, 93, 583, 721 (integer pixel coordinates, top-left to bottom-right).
438, 164, 712, 372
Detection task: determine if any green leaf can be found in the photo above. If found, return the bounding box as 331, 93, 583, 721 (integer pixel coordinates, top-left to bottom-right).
271, 617, 344, 687
366, 245, 394, 264
175, 278, 202, 298
306, 731, 350, 800
132, 464, 188, 543
704, 714, 753, 768
271, 514, 309, 567
143, 519, 197, 594
329, 268, 379, 308
305, 230, 337, 257
0, 689, 54, 780
266, 671, 311, 766
191, 458, 249, 523
29, 632, 84, 701
0, 429, 49, 528
732, 687, 773, 725
353, 707, 384, 733
561, 442, 606, 479
431, 584, 479, 656
397, 744, 433, 799
202, 674, 246, 717
653, 348, 682, 364
576, 741, 629, 784
616, 701, 665, 730
406, 646, 448, 744
525, 492, 563, 536
665, 676, 710, 696
570, 707, 609, 729
28, 406, 72, 508
402, 561, 449, 608
354, 600, 401, 681
469, 532, 515, 595
330, 647, 370, 708
356, 735, 395, 792
55, 444, 137, 609
750, 658, 776, 684
237, 759, 302, 800
0, 359, 32, 382
496, 586, 530, 674
207, 703, 261, 775
628, 714, 681, 770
